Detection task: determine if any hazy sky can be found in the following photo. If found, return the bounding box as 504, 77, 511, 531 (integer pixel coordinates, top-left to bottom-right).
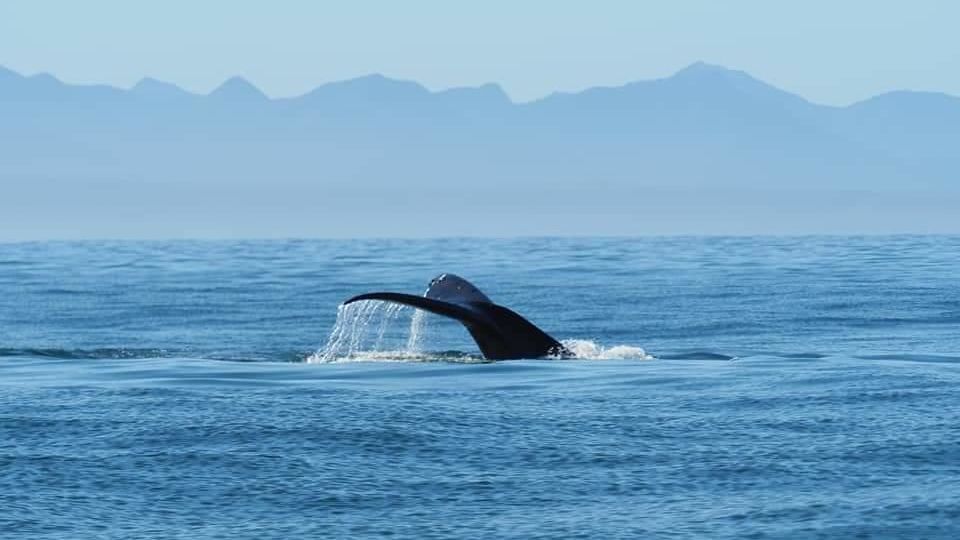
2, 1, 958, 104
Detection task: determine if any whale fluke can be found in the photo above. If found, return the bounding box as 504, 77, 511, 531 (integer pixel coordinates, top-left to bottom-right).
344, 274, 569, 360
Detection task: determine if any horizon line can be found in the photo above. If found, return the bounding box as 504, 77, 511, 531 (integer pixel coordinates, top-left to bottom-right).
4, 232, 959, 245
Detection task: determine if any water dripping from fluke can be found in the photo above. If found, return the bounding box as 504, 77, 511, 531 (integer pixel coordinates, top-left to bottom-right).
308, 300, 454, 363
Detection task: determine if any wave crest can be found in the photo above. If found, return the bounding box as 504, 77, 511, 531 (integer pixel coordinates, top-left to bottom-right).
559, 339, 653, 360
306, 349, 486, 364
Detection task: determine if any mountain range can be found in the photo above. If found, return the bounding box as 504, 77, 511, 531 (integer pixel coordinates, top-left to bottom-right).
2, 62, 958, 238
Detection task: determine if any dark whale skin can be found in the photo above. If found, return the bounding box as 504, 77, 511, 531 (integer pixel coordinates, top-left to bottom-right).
344, 274, 568, 360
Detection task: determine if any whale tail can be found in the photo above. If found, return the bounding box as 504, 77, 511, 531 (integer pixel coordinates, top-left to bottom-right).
343, 274, 568, 360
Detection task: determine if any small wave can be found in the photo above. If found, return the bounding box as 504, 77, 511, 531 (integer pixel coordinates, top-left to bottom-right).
854, 353, 960, 364
307, 342, 652, 364
559, 339, 654, 360
305, 349, 486, 364
0, 347, 175, 360
656, 351, 737, 361
0, 347, 316, 363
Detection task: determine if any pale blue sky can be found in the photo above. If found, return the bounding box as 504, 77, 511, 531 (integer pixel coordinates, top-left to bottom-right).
2, 0, 958, 103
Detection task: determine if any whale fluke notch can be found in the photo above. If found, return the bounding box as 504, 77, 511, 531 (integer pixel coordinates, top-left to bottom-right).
343, 273, 569, 360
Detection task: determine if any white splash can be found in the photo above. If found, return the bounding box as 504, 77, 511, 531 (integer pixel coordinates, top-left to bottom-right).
559, 339, 654, 360
309, 300, 437, 363
325, 349, 486, 364
374, 302, 404, 350
405, 308, 427, 353
311, 301, 383, 362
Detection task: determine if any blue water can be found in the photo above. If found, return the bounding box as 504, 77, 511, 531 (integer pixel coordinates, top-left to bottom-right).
2, 237, 959, 538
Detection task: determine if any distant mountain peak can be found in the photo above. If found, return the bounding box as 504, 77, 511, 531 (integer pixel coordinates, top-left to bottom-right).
295, 73, 431, 106
437, 82, 511, 104
356, 73, 388, 82
861, 89, 959, 104
208, 76, 267, 101
671, 61, 751, 82
132, 77, 191, 98
337, 73, 428, 92
470, 82, 509, 97
676, 61, 730, 74
133, 76, 171, 90
662, 60, 811, 107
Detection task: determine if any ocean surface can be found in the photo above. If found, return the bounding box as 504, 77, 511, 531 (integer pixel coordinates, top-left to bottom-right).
2, 236, 959, 539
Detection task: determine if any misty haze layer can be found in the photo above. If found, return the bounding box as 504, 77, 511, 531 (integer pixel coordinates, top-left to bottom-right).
2, 62, 958, 239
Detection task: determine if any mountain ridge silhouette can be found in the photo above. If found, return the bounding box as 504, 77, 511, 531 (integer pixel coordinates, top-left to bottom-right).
2, 61, 958, 238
